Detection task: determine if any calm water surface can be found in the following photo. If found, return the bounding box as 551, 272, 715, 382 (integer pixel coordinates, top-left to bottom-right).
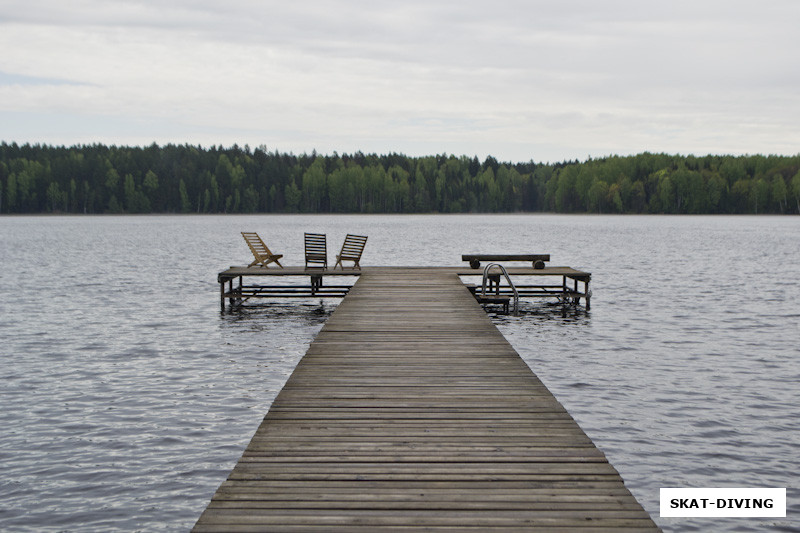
0, 214, 798, 532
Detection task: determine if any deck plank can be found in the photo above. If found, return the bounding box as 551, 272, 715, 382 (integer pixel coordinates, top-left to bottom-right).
195, 269, 658, 531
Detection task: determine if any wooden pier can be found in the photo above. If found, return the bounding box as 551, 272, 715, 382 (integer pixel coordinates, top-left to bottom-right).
218, 265, 592, 311
195, 269, 658, 531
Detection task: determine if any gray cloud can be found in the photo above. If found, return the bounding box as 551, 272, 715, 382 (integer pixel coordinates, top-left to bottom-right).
1, 0, 798, 161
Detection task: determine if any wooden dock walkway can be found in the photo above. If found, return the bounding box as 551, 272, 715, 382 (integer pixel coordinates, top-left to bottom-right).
218, 265, 591, 310
194, 269, 659, 531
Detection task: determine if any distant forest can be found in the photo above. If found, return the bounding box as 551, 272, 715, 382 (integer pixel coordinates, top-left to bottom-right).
1, 142, 799, 215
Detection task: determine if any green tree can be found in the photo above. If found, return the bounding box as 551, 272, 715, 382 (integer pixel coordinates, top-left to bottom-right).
719, 158, 747, 185
750, 178, 770, 213
608, 182, 623, 212
575, 165, 595, 209
791, 170, 800, 213
179, 179, 191, 213
143, 170, 158, 192
500, 166, 524, 211
617, 176, 633, 211
82, 180, 90, 213
329, 165, 359, 212
13, 164, 41, 212
232, 188, 241, 212
630, 181, 646, 213
412, 168, 430, 212
46, 181, 62, 212
731, 179, 751, 213
553, 166, 579, 212
587, 179, 609, 213
210, 174, 220, 212
657, 173, 674, 213
124, 173, 136, 211
706, 173, 727, 213
143, 170, 159, 209
214, 154, 234, 197
670, 168, 689, 212
362, 165, 386, 212
3, 144, 800, 215
105, 167, 120, 192
69, 179, 77, 212
685, 170, 706, 213
6, 172, 17, 212
284, 179, 301, 212
413, 158, 436, 212
107, 195, 123, 213
241, 185, 258, 212
301, 159, 326, 212
231, 163, 246, 194
396, 173, 411, 212
124, 173, 151, 213
771, 174, 787, 213
475, 167, 492, 211
387, 165, 409, 212
267, 184, 277, 211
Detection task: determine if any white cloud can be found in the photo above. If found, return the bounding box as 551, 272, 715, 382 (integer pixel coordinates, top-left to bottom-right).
1, 1, 798, 161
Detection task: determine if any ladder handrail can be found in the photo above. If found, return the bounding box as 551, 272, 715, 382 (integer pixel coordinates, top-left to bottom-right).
481, 263, 519, 315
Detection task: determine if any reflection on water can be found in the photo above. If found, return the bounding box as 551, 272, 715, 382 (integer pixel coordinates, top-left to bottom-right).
489, 300, 592, 323
221, 300, 337, 326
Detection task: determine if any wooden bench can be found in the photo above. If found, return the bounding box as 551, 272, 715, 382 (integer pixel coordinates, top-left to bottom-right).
462, 254, 550, 269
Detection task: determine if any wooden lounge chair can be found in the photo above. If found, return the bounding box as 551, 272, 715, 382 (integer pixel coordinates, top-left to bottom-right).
304, 232, 327, 269
241, 232, 283, 268
334, 234, 368, 270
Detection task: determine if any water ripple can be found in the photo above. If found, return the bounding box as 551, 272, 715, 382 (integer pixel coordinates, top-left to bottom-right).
1, 214, 798, 532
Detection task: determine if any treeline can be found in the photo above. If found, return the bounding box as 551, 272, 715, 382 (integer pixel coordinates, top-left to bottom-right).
1, 142, 799, 215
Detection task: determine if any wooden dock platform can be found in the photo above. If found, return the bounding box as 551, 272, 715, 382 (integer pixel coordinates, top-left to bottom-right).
218, 265, 592, 310
195, 269, 657, 531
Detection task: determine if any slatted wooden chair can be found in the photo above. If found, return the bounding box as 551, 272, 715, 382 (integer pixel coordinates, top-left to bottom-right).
241, 232, 283, 268
304, 232, 328, 269
334, 234, 368, 270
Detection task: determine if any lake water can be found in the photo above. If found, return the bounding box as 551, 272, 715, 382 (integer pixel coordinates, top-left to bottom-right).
0, 214, 798, 532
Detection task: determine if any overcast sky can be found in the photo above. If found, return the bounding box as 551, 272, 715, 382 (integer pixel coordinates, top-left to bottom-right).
1, 1, 798, 162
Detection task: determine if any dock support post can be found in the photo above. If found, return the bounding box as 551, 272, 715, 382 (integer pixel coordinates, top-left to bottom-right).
220, 280, 225, 311
310, 274, 322, 296
585, 278, 591, 310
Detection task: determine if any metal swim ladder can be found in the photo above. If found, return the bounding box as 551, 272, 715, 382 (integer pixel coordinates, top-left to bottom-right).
481, 263, 519, 316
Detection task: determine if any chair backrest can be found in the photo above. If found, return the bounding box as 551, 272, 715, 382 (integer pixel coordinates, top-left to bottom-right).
339, 234, 368, 260
242, 231, 272, 258
304, 232, 327, 267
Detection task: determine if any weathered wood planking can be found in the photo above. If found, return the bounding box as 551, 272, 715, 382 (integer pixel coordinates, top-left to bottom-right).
218, 265, 591, 310
194, 269, 658, 532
